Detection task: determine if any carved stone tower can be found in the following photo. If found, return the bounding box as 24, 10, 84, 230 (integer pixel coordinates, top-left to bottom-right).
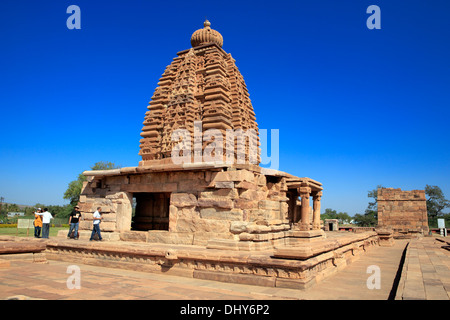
139, 20, 260, 166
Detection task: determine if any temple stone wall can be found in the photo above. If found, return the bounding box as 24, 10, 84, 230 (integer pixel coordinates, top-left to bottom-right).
377, 187, 429, 237
77, 167, 293, 247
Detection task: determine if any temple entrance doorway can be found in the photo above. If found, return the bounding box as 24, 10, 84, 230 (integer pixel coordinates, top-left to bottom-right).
132, 192, 170, 231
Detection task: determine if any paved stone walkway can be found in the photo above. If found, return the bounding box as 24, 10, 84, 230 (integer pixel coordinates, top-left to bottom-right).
396, 237, 450, 300
0, 239, 404, 300
0, 237, 449, 301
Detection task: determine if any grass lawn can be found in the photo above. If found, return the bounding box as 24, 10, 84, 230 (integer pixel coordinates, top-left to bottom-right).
0, 226, 68, 238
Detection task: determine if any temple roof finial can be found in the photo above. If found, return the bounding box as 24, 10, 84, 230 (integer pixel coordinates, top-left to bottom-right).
191, 19, 223, 48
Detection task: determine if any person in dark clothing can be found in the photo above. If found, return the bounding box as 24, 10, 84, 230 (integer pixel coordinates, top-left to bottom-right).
67, 206, 82, 239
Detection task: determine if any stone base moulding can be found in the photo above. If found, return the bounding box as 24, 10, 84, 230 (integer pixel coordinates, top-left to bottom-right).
273, 232, 377, 260
43, 231, 379, 290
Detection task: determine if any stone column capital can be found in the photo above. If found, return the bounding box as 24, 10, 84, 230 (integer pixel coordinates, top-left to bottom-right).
298, 187, 311, 197
313, 191, 323, 200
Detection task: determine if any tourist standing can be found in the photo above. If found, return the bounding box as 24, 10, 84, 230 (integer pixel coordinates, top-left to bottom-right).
89, 207, 103, 241
39, 208, 54, 239
33, 208, 43, 238
67, 206, 82, 240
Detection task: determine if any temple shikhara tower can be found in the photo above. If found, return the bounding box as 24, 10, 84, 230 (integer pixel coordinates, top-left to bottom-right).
53, 20, 379, 289
139, 20, 259, 166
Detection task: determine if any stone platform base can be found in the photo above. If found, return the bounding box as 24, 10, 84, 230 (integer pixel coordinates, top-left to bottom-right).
46, 231, 379, 289
0, 236, 48, 264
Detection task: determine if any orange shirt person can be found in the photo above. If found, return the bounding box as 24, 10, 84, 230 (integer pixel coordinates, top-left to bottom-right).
34, 208, 43, 238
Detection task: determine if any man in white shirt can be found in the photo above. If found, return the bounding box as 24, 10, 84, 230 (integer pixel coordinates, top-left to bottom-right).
38, 208, 54, 239
89, 207, 103, 241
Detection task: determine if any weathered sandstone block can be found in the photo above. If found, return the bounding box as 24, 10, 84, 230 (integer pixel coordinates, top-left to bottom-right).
230, 221, 248, 234
214, 181, 234, 189
213, 170, 255, 183
198, 198, 234, 209
200, 208, 243, 221
171, 193, 198, 207
200, 188, 239, 199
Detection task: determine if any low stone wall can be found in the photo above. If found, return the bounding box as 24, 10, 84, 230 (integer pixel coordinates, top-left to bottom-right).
0, 236, 48, 264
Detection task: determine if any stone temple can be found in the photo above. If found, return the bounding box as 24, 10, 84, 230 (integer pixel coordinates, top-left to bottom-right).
75, 20, 325, 247
52, 21, 381, 289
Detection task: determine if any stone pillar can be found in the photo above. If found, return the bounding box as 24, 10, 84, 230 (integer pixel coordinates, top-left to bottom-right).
298, 186, 311, 231
312, 191, 322, 230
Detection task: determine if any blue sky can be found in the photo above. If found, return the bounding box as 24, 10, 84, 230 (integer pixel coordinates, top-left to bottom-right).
0, 0, 449, 215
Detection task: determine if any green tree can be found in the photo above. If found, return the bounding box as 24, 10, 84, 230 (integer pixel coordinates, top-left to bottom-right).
425, 185, 449, 218
366, 187, 380, 213
47, 204, 73, 219
64, 173, 87, 206
24, 206, 36, 216
63, 161, 120, 207
353, 211, 377, 227
3, 203, 21, 215
425, 185, 450, 228
336, 212, 352, 224
353, 185, 382, 227
321, 208, 351, 224
321, 208, 338, 220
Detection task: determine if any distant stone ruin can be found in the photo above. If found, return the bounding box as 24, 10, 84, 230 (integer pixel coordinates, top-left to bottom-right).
377, 187, 429, 238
